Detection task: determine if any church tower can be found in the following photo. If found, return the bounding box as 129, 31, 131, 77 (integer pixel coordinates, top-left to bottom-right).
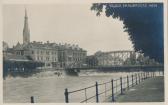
23, 9, 30, 45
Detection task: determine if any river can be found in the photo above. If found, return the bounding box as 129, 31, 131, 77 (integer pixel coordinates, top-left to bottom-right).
3, 70, 157, 103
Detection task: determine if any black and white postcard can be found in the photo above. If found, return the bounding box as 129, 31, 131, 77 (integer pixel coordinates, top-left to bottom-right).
1, 0, 167, 104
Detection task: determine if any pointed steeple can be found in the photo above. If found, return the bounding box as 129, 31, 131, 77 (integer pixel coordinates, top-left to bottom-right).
25, 8, 28, 18
23, 8, 30, 45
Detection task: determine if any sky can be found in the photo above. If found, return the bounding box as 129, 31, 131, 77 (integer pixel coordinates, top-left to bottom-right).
3, 4, 133, 55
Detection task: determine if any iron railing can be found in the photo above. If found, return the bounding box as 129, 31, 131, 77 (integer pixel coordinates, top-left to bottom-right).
63, 71, 164, 103
29, 70, 164, 103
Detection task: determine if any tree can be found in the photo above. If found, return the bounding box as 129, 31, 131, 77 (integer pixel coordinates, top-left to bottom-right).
91, 3, 163, 63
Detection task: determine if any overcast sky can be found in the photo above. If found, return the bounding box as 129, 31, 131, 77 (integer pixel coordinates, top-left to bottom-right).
3, 4, 133, 55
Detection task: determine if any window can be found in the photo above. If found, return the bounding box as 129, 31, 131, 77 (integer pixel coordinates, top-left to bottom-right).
46, 57, 50, 61
46, 51, 50, 55
37, 56, 39, 60
41, 57, 43, 61
32, 51, 34, 54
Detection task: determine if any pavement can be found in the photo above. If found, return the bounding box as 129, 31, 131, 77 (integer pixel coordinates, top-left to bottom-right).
106, 76, 164, 102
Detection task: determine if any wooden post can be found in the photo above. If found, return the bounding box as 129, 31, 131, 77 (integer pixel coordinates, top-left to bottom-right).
120, 77, 123, 95
95, 82, 99, 103
127, 75, 129, 89
31, 96, 34, 103
111, 79, 115, 102
132, 74, 134, 87
64, 88, 69, 103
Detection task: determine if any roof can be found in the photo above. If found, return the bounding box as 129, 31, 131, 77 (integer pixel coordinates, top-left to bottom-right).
3, 53, 30, 62
13, 41, 86, 52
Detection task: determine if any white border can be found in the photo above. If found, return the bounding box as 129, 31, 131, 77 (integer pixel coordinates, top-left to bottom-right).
0, 0, 167, 105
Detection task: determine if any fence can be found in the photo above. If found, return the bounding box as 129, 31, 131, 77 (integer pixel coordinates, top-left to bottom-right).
29, 71, 163, 103
63, 71, 164, 103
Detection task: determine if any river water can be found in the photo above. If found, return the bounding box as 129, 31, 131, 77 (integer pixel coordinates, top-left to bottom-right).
3, 70, 154, 103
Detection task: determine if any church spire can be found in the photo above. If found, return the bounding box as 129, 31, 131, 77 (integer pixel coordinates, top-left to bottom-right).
23, 8, 30, 45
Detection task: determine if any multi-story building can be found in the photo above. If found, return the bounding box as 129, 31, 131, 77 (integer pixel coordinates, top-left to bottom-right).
12, 9, 87, 68
58, 44, 87, 68
13, 41, 59, 68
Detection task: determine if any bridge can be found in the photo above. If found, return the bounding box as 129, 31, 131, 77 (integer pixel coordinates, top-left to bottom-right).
65, 65, 163, 71
64, 65, 164, 76
94, 50, 138, 66
64, 50, 163, 75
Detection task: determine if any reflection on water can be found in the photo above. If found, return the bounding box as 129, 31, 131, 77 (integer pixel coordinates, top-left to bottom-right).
3, 70, 143, 103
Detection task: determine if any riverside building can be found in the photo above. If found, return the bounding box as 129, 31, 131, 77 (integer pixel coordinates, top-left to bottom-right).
12, 9, 87, 68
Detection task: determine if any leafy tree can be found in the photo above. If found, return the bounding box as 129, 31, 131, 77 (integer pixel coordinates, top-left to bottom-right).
91, 3, 163, 63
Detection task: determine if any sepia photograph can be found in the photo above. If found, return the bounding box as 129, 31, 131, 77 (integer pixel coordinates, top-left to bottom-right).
2, 1, 166, 103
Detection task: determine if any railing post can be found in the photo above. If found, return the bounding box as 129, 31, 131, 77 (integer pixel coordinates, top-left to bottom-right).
95, 82, 99, 103
111, 79, 115, 102
132, 74, 134, 87
120, 77, 123, 95
84, 88, 87, 103
64, 88, 69, 103
31, 96, 34, 103
136, 74, 138, 85
127, 75, 129, 89
104, 83, 106, 98
138, 73, 141, 83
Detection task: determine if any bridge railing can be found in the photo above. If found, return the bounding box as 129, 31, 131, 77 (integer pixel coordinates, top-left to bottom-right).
64, 71, 164, 103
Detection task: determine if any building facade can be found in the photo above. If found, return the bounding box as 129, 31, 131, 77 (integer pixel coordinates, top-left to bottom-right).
58, 44, 87, 68
12, 9, 87, 69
